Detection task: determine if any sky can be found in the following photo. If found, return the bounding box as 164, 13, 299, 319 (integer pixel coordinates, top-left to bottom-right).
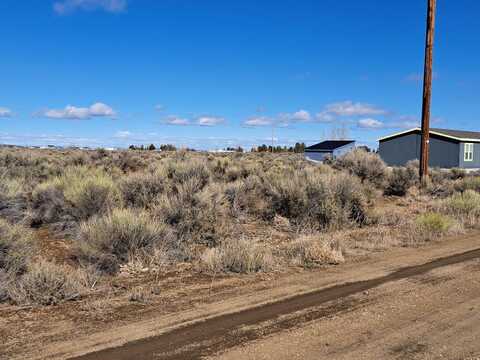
1, 0, 480, 150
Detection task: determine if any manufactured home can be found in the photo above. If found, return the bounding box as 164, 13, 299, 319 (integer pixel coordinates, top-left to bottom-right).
378, 128, 480, 169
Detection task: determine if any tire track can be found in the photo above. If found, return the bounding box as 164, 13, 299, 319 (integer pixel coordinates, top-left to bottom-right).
71, 247, 480, 360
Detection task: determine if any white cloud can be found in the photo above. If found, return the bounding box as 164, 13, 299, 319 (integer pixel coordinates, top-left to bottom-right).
358, 118, 384, 129
114, 130, 132, 138
315, 111, 335, 123
279, 110, 312, 123
155, 104, 165, 111
0, 107, 13, 118
196, 116, 225, 126
243, 116, 273, 127
325, 101, 387, 116
40, 102, 116, 120
291, 109, 311, 122
164, 116, 191, 126
54, 0, 127, 14
392, 115, 420, 129
89, 102, 116, 117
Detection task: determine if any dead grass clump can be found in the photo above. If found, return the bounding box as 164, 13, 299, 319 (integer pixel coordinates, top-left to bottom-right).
0, 219, 35, 276
201, 238, 273, 273
287, 235, 344, 267
0, 174, 25, 198
8, 261, 85, 306
76, 209, 173, 274
128, 286, 152, 304
334, 149, 387, 186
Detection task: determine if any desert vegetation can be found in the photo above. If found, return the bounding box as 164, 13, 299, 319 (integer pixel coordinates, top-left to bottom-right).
1, 146, 480, 307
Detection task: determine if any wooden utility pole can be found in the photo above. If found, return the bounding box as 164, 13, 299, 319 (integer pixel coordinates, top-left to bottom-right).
419, 0, 437, 182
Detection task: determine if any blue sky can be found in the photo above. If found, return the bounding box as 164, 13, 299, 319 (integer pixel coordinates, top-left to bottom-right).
1, 0, 479, 150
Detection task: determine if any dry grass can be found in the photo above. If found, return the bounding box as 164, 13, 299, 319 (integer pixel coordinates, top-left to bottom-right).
287, 235, 344, 267
201, 237, 274, 273
1, 146, 480, 307
76, 208, 173, 274
0, 219, 35, 276
8, 261, 87, 306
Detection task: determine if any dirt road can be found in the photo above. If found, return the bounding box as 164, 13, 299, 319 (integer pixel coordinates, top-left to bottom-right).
71, 243, 480, 360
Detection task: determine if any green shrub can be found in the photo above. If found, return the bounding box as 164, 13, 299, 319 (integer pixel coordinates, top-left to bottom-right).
76, 209, 173, 273
416, 212, 452, 235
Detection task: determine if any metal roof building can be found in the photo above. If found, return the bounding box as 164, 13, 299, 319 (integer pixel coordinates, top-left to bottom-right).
304, 140, 356, 162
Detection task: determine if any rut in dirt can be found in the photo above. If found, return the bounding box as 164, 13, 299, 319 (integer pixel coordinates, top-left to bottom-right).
71, 247, 480, 360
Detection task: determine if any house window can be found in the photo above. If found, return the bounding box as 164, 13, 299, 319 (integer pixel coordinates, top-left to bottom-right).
464, 143, 474, 162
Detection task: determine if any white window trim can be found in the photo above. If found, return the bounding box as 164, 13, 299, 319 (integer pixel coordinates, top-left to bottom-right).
464, 143, 474, 162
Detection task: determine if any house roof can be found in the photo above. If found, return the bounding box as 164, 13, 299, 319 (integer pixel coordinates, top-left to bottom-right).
305, 140, 355, 151
378, 127, 480, 142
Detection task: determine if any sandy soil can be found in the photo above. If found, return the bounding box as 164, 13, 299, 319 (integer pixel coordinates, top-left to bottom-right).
1, 233, 476, 360
0, 234, 480, 360
213, 256, 480, 360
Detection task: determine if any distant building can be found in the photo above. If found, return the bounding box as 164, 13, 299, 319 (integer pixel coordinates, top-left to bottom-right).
378, 127, 480, 169
304, 140, 356, 162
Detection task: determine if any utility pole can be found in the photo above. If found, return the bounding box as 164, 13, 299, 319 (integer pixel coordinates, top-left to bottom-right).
419, 0, 437, 183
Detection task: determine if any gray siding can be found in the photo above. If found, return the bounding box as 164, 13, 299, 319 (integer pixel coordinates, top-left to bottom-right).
305, 152, 331, 162
378, 133, 420, 167
333, 142, 356, 157
379, 133, 460, 168
305, 142, 356, 163
429, 136, 460, 168
459, 142, 480, 169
